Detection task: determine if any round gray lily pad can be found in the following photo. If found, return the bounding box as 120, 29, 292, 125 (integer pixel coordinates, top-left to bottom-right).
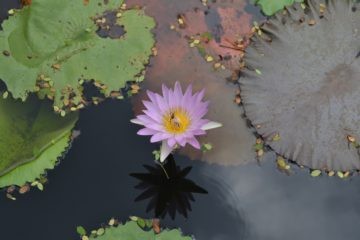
240, 0, 360, 171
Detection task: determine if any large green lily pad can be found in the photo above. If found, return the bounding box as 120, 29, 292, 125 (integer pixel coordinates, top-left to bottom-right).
89, 221, 192, 240
0, 0, 155, 111
0, 95, 78, 178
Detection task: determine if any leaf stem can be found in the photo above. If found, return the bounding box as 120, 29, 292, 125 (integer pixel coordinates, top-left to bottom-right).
159, 163, 170, 179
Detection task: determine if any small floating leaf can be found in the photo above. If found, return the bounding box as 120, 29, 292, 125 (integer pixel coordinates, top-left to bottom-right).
2, 91, 8, 99
310, 169, 321, 177
129, 216, 138, 221
201, 143, 213, 153
37, 182, 44, 191
137, 218, 146, 228
255, 69, 262, 75
337, 171, 344, 179
145, 219, 153, 228
272, 133, 281, 141
108, 218, 116, 226
96, 228, 105, 236
6, 193, 16, 200
77, 226, 87, 236
257, 149, 264, 157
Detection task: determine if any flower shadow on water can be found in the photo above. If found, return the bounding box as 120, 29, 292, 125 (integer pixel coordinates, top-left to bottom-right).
130, 155, 208, 219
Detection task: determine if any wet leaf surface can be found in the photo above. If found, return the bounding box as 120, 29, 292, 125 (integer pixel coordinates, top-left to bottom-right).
0, 0, 155, 112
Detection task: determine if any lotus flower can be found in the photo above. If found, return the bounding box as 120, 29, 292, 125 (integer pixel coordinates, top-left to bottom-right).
131, 82, 222, 162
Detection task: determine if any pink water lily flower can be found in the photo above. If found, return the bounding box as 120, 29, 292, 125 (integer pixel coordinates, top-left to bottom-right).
131, 82, 222, 162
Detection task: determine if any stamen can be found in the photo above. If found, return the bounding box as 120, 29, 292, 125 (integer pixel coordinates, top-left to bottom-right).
163, 108, 191, 134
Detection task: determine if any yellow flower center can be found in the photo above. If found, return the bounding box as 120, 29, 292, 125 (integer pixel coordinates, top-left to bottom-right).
163, 108, 191, 134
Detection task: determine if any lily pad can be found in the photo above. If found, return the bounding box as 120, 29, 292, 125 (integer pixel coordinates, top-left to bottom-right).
0, 133, 71, 188
88, 221, 192, 240
240, 0, 360, 171
0, 0, 155, 111
253, 0, 303, 16
0, 95, 78, 180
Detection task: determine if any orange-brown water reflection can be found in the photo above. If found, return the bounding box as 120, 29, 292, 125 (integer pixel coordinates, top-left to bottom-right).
129, 0, 259, 165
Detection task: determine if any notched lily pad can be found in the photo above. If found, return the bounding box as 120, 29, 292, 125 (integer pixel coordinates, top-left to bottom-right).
0, 95, 78, 188
240, 0, 360, 171
0, 0, 155, 112
80, 218, 193, 240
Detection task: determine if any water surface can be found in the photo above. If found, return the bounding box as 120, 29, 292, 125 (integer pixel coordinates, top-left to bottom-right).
1, 1, 360, 240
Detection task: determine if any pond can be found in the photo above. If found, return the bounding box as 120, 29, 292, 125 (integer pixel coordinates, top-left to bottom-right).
1, 0, 360, 240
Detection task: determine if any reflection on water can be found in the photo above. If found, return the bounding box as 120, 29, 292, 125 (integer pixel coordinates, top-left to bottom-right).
130, 155, 208, 219
202, 151, 360, 240
0, 98, 358, 240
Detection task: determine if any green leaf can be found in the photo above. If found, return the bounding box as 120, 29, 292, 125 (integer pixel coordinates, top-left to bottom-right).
96, 228, 105, 236
310, 169, 321, 177
0, 97, 77, 188
137, 218, 146, 229
77, 226, 87, 236
0, 96, 78, 177
254, 0, 304, 16
0, 0, 155, 111
253, 143, 264, 151
156, 229, 193, 240
145, 219, 153, 229
88, 221, 192, 240
37, 182, 44, 191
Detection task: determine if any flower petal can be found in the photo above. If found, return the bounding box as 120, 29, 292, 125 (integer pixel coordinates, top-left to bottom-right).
130, 118, 143, 125
150, 132, 169, 143
201, 121, 223, 131
194, 89, 205, 102
175, 135, 187, 147
174, 81, 183, 106
143, 109, 162, 123
155, 93, 168, 112
137, 115, 157, 125
160, 141, 173, 162
162, 84, 170, 102
137, 128, 157, 136
188, 136, 201, 149
167, 138, 177, 147
182, 84, 193, 107
146, 90, 157, 103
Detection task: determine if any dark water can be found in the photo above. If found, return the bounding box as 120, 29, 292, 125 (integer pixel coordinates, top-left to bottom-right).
1, 1, 360, 240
